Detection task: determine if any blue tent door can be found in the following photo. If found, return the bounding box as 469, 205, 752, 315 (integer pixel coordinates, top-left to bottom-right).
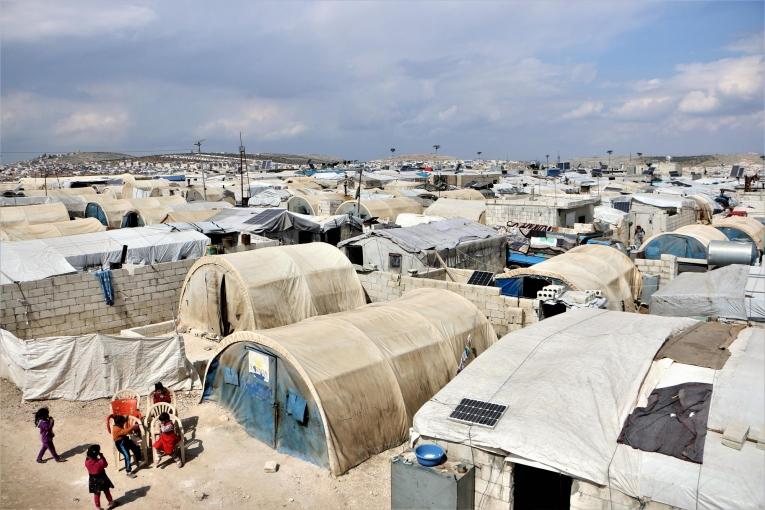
242, 348, 278, 448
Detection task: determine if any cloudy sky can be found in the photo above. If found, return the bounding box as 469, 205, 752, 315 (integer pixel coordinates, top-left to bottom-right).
1, 0, 763, 163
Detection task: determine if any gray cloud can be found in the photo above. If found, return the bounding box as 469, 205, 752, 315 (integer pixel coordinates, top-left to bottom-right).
1, 0, 763, 163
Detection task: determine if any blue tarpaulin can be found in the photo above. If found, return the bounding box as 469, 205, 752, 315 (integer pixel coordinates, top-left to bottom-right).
94, 269, 114, 305
643, 234, 707, 260
507, 252, 547, 266
496, 277, 524, 297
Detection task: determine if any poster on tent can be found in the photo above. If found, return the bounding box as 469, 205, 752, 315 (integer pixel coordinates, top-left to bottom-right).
248, 350, 270, 383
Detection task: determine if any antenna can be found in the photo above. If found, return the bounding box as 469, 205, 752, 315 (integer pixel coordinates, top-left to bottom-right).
238, 132, 248, 207
194, 139, 207, 200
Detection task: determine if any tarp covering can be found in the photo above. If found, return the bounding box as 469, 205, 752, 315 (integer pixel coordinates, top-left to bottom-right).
335, 197, 423, 223
631, 193, 696, 210
424, 198, 487, 224
0, 217, 106, 241
650, 264, 764, 321
498, 244, 642, 311
0, 202, 70, 228
639, 224, 727, 260
287, 190, 346, 215
0, 329, 195, 400
85, 198, 138, 228
713, 215, 765, 251
440, 188, 485, 200
0, 226, 209, 282
606, 328, 765, 510
617, 382, 712, 463
178, 243, 366, 336
413, 309, 697, 485
205, 288, 497, 475
339, 218, 501, 253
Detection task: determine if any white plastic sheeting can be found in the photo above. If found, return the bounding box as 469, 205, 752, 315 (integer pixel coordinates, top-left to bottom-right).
413, 309, 697, 485
650, 265, 765, 321
0, 226, 209, 282
631, 193, 696, 210
607, 328, 765, 510
0, 329, 195, 400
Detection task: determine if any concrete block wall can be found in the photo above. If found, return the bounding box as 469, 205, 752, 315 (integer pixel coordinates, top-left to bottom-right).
634, 254, 678, 289
423, 438, 513, 509
0, 259, 195, 338
356, 270, 538, 336
485, 201, 558, 227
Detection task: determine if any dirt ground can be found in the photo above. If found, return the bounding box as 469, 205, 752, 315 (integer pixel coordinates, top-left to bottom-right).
0, 379, 399, 509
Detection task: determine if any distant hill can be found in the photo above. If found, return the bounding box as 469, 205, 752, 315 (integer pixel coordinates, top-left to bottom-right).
389, 153, 457, 162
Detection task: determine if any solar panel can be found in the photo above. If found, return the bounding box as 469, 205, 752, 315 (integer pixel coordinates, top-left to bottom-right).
467, 271, 495, 286
449, 398, 507, 428
244, 208, 285, 225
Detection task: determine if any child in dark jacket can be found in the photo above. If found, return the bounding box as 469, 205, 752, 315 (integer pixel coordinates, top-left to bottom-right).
85, 444, 117, 509
34, 407, 64, 463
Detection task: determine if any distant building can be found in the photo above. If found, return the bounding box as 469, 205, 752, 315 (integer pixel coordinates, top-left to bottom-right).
485, 195, 598, 228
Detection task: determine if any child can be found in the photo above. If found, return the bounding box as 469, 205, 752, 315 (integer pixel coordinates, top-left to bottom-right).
85, 445, 117, 510
152, 412, 182, 466
150, 382, 172, 405
111, 415, 143, 478
34, 407, 63, 463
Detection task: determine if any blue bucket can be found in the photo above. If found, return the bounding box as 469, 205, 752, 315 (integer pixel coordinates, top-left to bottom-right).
414, 444, 446, 467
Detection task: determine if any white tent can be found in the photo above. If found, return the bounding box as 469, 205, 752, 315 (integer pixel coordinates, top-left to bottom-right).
0, 329, 195, 400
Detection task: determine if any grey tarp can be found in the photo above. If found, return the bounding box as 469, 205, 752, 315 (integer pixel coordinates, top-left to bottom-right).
338, 218, 501, 253
651, 264, 765, 321
617, 382, 713, 464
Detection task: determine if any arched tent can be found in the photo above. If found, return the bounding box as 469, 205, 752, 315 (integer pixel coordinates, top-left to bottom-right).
178, 243, 366, 337
0, 203, 70, 228
202, 288, 497, 475
440, 188, 485, 200
128, 196, 186, 209
424, 198, 487, 224
686, 194, 716, 222
0, 217, 105, 241
186, 186, 236, 205
497, 244, 642, 311
286, 191, 346, 216
639, 224, 728, 260
334, 197, 423, 223
85, 199, 141, 228
713, 216, 764, 252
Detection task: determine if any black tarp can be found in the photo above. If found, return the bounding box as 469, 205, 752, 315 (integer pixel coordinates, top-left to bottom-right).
617, 382, 713, 463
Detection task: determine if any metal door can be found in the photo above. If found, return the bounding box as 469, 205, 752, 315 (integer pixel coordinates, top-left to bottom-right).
241, 347, 278, 447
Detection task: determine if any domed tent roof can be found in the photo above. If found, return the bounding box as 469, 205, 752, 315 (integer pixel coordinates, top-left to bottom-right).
498, 244, 642, 311
85, 198, 141, 228
203, 288, 497, 475
639, 224, 728, 260
335, 197, 422, 223
178, 243, 366, 337
0, 217, 105, 241
713, 216, 764, 252
424, 197, 487, 224
0, 202, 70, 228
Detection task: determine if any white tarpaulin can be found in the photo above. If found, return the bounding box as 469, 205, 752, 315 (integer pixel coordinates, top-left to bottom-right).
412, 309, 697, 485
631, 193, 696, 210
607, 328, 765, 510
0, 226, 209, 279
0, 329, 195, 400
650, 264, 764, 321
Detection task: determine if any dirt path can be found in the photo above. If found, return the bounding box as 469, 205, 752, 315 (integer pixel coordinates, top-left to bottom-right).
0, 379, 396, 509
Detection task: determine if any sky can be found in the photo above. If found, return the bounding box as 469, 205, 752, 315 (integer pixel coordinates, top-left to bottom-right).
1, 0, 763, 163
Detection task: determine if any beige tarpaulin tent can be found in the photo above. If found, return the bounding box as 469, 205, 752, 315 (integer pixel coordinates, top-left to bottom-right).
85, 198, 139, 228
713, 216, 764, 252
163, 209, 220, 223
498, 244, 642, 311
0, 217, 105, 241
178, 243, 366, 337
638, 223, 728, 253
186, 186, 236, 205
425, 198, 487, 224
0, 203, 70, 228
440, 188, 485, 200
128, 196, 186, 209
335, 197, 423, 222
203, 288, 497, 475
287, 190, 347, 215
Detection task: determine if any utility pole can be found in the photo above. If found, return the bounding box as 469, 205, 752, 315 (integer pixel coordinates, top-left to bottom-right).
355, 163, 364, 216
545, 154, 550, 168
607, 149, 613, 170
194, 139, 207, 200
390, 147, 396, 172
239, 133, 248, 207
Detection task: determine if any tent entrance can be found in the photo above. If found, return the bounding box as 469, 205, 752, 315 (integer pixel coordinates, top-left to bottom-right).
241, 347, 278, 448
512, 463, 572, 510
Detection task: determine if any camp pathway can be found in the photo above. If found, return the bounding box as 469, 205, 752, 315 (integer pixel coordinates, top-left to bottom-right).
0, 379, 393, 509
